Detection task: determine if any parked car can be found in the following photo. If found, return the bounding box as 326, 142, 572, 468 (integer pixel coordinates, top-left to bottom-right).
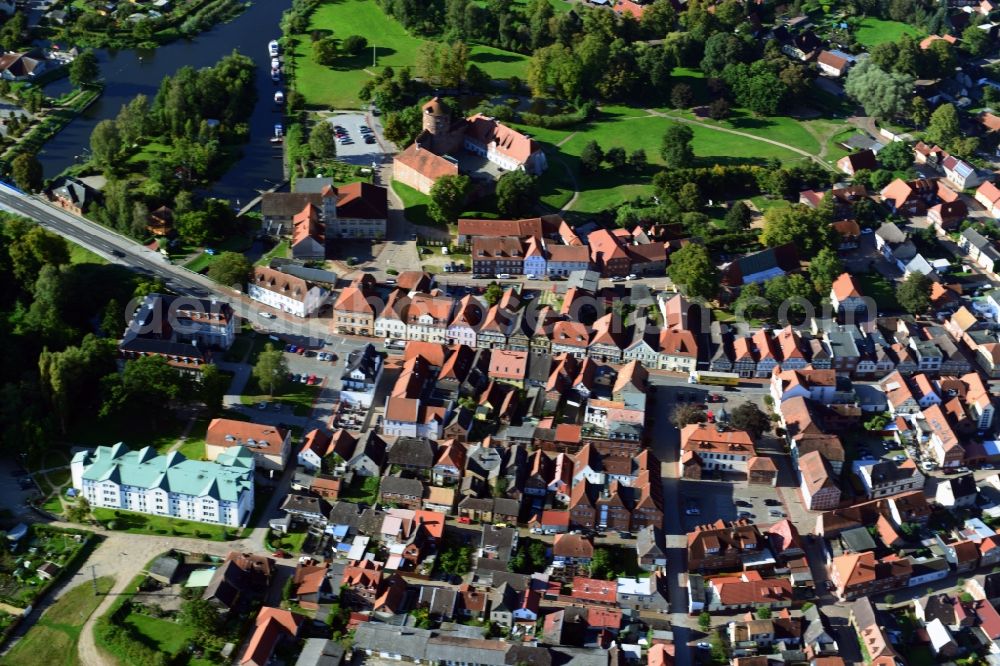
457, 516, 470, 524
257, 401, 268, 410
685, 507, 700, 515
258, 311, 276, 319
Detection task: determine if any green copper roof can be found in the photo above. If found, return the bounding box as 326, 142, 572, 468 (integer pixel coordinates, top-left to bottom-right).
81, 443, 253, 502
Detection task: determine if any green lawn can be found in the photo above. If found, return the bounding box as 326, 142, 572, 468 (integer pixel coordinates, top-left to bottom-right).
392, 181, 438, 229
124, 612, 198, 656
175, 417, 210, 460
857, 272, 900, 311
854, 17, 924, 47
521, 108, 812, 214
241, 376, 323, 416
266, 528, 308, 554
291, 0, 528, 107
68, 243, 108, 265
3, 576, 114, 666
255, 239, 289, 266
92, 508, 234, 541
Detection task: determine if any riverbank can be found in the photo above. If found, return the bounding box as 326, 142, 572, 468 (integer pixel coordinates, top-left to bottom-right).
2, 85, 103, 169
40, 0, 249, 50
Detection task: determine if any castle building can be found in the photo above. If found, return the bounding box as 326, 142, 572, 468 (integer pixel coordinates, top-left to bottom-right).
393, 98, 547, 195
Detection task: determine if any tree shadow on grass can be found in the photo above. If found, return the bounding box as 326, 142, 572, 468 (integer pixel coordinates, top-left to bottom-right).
329, 49, 398, 72
469, 51, 523, 65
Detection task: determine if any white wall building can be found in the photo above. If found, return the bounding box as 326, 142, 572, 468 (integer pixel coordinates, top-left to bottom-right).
247, 266, 328, 318
71, 442, 254, 527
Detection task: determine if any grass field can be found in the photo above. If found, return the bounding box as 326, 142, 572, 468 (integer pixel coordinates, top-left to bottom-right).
4, 576, 114, 666
292, 0, 529, 107
516, 107, 813, 214
124, 612, 198, 656
68, 244, 107, 265
240, 376, 323, 416
854, 18, 923, 47
857, 272, 900, 311
92, 508, 233, 540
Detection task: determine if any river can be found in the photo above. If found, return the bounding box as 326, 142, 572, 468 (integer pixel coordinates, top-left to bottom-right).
39, 0, 290, 204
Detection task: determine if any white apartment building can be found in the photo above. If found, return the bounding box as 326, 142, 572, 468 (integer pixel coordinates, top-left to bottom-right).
248, 266, 328, 317
71, 443, 254, 527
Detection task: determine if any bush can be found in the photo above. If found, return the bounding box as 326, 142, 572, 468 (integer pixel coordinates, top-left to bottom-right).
520, 102, 595, 129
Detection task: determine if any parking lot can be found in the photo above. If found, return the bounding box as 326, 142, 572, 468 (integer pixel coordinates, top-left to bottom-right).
681, 478, 788, 531
325, 113, 387, 165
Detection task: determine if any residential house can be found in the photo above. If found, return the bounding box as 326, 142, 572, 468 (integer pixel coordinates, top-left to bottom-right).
680, 423, 757, 480
49, 176, 97, 215
818, 50, 854, 77
552, 533, 594, 566
341, 344, 382, 408
829, 551, 912, 600
241, 607, 304, 666
880, 178, 936, 216
853, 459, 924, 499
942, 155, 981, 189
799, 450, 841, 511
959, 227, 1000, 274
829, 273, 868, 316
706, 574, 794, 612
658, 327, 699, 373
447, 295, 483, 347
547, 244, 592, 277
406, 294, 454, 343
837, 149, 877, 175
588, 228, 632, 277
686, 520, 766, 573
975, 181, 1000, 218
850, 598, 901, 666
923, 403, 965, 468
206, 418, 291, 472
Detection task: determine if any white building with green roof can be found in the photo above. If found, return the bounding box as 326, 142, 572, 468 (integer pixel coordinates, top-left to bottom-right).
71, 442, 255, 527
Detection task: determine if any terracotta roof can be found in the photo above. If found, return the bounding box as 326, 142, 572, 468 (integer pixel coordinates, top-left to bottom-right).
831, 273, 863, 302
659, 328, 698, 358
587, 228, 628, 263
710, 576, 793, 605
457, 217, 545, 239
405, 293, 453, 326
977, 180, 1000, 204
385, 397, 420, 423
334, 285, 375, 314
571, 576, 617, 604
207, 418, 287, 458
336, 181, 387, 220
547, 244, 590, 263
292, 203, 322, 247
464, 114, 539, 164
241, 607, 303, 666
553, 533, 594, 559
552, 320, 589, 347
818, 50, 850, 70
394, 142, 459, 181
489, 349, 528, 380
799, 450, 836, 496
681, 423, 755, 455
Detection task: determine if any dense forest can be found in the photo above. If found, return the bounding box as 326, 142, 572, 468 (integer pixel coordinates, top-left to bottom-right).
0, 213, 226, 460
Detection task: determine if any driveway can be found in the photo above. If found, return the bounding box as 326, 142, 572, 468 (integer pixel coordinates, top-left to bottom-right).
323, 113, 388, 167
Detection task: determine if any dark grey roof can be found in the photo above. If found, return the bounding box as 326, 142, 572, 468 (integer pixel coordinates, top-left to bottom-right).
343, 343, 381, 382
875, 222, 908, 244
269, 260, 340, 285
418, 585, 458, 618
492, 497, 521, 516
327, 501, 363, 528
295, 638, 344, 666
566, 270, 600, 293
147, 555, 180, 581
380, 475, 424, 498
294, 177, 336, 194
949, 474, 978, 498
527, 353, 553, 385
119, 336, 207, 360
840, 527, 877, 553
388, 437, 437, 468
636, 525, 666, 560
489, 570, 530, 591
281, 493, 331, 516
51, 177, 95, 207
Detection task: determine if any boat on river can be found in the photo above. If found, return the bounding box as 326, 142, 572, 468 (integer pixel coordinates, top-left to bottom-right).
268, 40, 279, 57
274, 91, 284, 105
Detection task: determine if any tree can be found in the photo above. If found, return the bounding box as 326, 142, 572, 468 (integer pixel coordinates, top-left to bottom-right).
808, 247, 843, 298
590, 548, 613, 580
495, 171, 538, 217
924, 103, 960, 151
844, 60, 914, 120
69, 50, 100, 87
428, 174, 471, 226
756, 607, 772, 619
865, 413, 890, 431
89, 119, 121, 170
253, 343, 288, 396
877, 140, 913, 171
897, 271, 931, 314
629, 149, 647, 171
580, 140, 604, 172
733, 281, 771, 320
668, 243, 718, 300
670, 83, 693, 108
179, 599, 219, 633
313, 37, 338, 66
308, 121, 337, 160
759, 205, 833, 259
341, 34, 369, 56
671, 402, 707, 429
910, 97, 931, 128
700, 33, 746, 75
698, 611, 712, 631
206, 252, 251, 287
605, 146, 627, 169
962, 23, 990, 57
484, 282, 504, 306
102, 355, 188, 419
10, 153, 42, 192
199, 364, 229, 416
729, 402, 770, 439
660, 124, 695, 168
708, 98, 731, 120
677, 182, 703, 212
724, 201, 752, 232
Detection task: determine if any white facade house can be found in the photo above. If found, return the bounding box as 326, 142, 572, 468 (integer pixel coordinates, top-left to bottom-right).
248, 266, 328, 317
341, 344, 383, 408
71, 443, 254, 527
943, 156, 981, 189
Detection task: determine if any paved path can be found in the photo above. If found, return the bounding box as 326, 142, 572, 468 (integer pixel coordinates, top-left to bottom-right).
646, 109, 835, 171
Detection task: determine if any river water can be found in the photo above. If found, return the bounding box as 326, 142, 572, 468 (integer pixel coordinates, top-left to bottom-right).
40, 0, 289, 204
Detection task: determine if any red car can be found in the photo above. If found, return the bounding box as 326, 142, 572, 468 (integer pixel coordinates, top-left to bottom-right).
307, 374, 318, 385
457, 517, 470, 524
297, 347, 306, 355
273, 549, 289, 558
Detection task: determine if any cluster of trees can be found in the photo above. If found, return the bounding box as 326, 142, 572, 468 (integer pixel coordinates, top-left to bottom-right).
0, 212, 232, 459
313, 32, 369, 66
86, 53, 254, 240
436, 535, 473, 575
508, 538, 548, 573
580, 141, 646, 173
